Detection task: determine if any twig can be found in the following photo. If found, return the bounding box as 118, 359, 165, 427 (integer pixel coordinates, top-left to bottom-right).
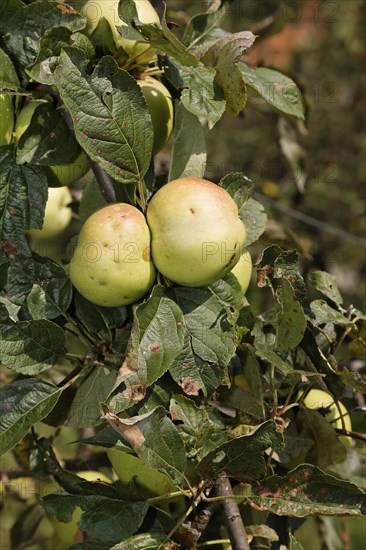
216, 473, 250, 550
179, 501, 220, 548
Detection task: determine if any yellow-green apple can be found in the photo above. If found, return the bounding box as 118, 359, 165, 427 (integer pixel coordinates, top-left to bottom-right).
15, 100, 89, 187
73, 0, 160, 64
37, 471, 111, 549
302, 388, 352, 447
137, 77, 173, 154
69, 203, 156, 307
147, 178, 246, 286
107, 449, 176, 499
28, 187, 73, 240
230, 249, 252, 293
0, 94, 14, 145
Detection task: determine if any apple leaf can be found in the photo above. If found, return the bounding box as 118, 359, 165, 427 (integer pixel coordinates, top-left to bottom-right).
275, 278, 307, 352
308, 270, 343, 305
197, 420, 283, 480
70, 544, 110, 550
310, 300, 351, 327
200, 32, 256, 116
169, 395, 227, 460
41, 491, 148, 541
2, 1, 85, 74
219, 172, 254, 205
240, 63, 305, 120
165, 56, 226, 129
109, 290, 185, 413
0, 378, 61, 455
7, 256, 72, 319
254, 345, 293, 375
118, 0, 199, 67
110, 533, 169, 550
74, 293, 127, 336
0, 303, 65, 374
209, 273, 245, 311
248, 465, 366, 516
0, 145, 48, 256
339, 370, 366, 393
55, 49, 153, 185
26, 26, 95, 86
0, 48, 20, 90
168, 102, 207, 181
67, 364, 118, 428
168, 287, 237, 396
104, 406, 186, 486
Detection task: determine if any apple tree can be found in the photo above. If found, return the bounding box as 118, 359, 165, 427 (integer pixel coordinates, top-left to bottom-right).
0, 1, 365, 548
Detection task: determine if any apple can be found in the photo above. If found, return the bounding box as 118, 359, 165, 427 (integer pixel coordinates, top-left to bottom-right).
73, 0, 160, 64
14, 100, 90, 187
0, 94, 14, 145
230, 249, 252, 293
137, 77, 173, 154
37, 470, 111, 549
69, 203, 156, 307
107, 449, 176, 499
28, 186, 73, 240
302, 388, 352, 447
146, 178, 246, 287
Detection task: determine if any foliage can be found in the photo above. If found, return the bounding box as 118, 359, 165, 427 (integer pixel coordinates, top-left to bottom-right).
0, 0, 365, 549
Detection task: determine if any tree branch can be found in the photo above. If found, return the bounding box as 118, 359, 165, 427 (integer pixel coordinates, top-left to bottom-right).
216, 473, 250, 550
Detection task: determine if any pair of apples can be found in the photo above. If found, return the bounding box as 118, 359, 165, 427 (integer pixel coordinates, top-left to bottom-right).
69, 178, 252, 307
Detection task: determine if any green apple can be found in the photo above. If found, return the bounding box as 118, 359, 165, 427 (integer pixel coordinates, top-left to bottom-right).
147, 178, 246, 287
69, 203, 156, 307
28, 187, 73, 240
107, 449, 176, 499
37, 471, 111, 549
230, 249, 252, 293
302, 389, 352, 447
137, 77, 173, 154
15, 100, 89, 187
0, 94, 14, 145
73, 0, 160, 64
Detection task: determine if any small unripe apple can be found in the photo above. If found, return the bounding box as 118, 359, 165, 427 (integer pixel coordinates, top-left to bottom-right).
302, 388, 352, 447
15, 100, 89, 187
73, 0, 160, 64
147, 178, 246, 287
230, 250, 252, 293
107, 449, 176, 499
137, 77, 173, 154
28, 187, 73, 240
69, 203, 156, 307
0, 94, 14, 145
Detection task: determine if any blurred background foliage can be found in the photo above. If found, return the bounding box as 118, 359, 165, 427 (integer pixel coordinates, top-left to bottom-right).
167, 0, 366, 311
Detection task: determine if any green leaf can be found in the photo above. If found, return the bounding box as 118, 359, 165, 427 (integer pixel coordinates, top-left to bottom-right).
27, 26, 94, 85
41, 492, 148, 541
255, 345, 293, 375
209, 273, 244, 311
310, 300, 350, 327
0, 145, 48, 256
197, 420, 283, 480
109, 289, 185, 413
74, 293, 127, 335
165, 56, 226, 129
308, 270, 343, 305
288, 534, 304, 550
55, 49, 153, 185
240, 63, 305, 120
248, 465, 366, 516
168, 102, 207, 181
168, 287, 237, 396
0, 303, 65, 374
0, 48, 20, 90
2, 1, 85, 74
110, 533, 168, 550
67, 364, 117, 428
169, 395, 227, 460
200, 31, 256, 116
0, 378, 61, 456
78, 177, 107, 223
219, 172, 254, 206
275, 278, 307, 352
16, 100, 79, 165
339, 370, 366, 393
7, 256, 72, 319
